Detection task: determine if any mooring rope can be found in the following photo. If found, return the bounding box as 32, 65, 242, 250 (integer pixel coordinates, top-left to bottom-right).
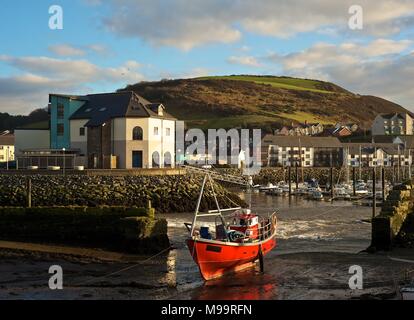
70, 246, 173, 288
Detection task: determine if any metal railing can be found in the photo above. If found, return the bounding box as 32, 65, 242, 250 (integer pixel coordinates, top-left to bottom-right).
183, 165, 249, 186
246, 212, 277, 243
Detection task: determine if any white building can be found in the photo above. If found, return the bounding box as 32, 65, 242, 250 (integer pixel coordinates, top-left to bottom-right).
343, 143, 411, 167
262, 135, 343, 167
69, 92, 177, 169
0, 134, 15, 163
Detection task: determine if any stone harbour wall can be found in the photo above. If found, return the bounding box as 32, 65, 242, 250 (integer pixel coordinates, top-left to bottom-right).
0, 174, 245, 213
0, 206, 169, 253
371, 182, 414, 250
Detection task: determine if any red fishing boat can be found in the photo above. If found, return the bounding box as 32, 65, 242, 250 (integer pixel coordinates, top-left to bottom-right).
185, 173, 278, 281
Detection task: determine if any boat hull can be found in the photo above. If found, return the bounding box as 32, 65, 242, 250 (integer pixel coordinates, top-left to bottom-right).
187, 236, 277, 281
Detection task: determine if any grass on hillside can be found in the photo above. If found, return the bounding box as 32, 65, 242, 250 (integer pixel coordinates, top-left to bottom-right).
277, 111, 335, 125
186, 115, 277, 129
196, 75, 334, 94
185, 111, 335, 129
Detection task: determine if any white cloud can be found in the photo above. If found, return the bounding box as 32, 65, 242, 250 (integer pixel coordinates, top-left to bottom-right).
86, 44, 111, 56
227, 55, 261, 67
48, 44, 111, 57
0, 56, 144, 114
92, 0, 414, 49
48, 44, 86, 57
266, 39, 414, 109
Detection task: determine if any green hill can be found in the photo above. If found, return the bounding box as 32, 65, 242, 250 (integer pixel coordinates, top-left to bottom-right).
196, 75, 349, 94
121, 75, 408, 132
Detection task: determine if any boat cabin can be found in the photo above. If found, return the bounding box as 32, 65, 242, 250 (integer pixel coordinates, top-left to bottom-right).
229, 209, 260, 241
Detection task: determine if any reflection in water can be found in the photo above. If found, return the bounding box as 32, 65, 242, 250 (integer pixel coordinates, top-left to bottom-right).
164, 249, 177, 288
192, 269, 278, 300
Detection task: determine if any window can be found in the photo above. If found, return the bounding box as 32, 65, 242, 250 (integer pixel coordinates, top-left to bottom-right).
154, 127, 159, 135
133, 127, 143, 140
152, 151, 160, 168
164, 152, 172, 168
57, 123, 64, 136
57, 103, 64, 119
166, 128, 171, 136
79, 127, 86, 136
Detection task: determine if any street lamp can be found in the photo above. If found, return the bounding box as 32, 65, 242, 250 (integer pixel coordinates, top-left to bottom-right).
62, 148, 66, 176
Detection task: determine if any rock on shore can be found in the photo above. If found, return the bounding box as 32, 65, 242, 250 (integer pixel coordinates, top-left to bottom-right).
0, 174, 245, 213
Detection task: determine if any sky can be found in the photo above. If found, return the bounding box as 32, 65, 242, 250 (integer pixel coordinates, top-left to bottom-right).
1, 0, 414, 115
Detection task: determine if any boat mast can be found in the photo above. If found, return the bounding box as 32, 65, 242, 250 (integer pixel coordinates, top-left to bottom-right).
190, 174, 208, 236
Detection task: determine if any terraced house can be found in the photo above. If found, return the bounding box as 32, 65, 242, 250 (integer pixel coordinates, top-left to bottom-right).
371, 113, 414, 136
262, 135, 343, 167
15, 92, 177, 169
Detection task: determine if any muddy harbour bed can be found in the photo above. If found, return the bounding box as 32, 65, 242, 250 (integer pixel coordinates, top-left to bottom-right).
1, 192, 414, 300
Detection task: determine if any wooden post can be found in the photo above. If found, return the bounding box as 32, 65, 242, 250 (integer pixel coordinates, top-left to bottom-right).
26, 177, 32, 208
288, 166, 292, 197
330, 167, 334, 201
393, 161, 396, 184
295, 163, 299, 190
359, 145, 362, 180
372, 168, 376, 218
382, 167, 386, 202
398, 145, 401, 183
353, 167, 356, 196
259, 245, 264, 273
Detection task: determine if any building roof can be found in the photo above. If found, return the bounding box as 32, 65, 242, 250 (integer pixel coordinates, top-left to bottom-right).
342, 142, 404, 155
395, 136, 414, 149
0, 134, 14, 146
69, 91, 176, 127
379, 112, 406, 120
49, 93, 87, 101
262, 135, 342, 148
371, 135, 395, 143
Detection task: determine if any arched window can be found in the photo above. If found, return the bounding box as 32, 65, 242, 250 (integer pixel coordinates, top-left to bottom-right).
152, 151, 160, 168
133, 126, 143, 140
164, 152, 172, 168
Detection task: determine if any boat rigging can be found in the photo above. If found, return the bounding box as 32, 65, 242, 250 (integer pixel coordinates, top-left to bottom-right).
184, 167, 278, 281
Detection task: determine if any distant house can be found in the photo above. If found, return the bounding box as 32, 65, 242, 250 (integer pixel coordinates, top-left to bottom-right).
262, 135, 343, 167
334, 123, 358, 132
371, 113, 414, 136
332, 126, 352, 137
274, 122, 323, 136
15, 92, 177, 169
0, 133, 14, 163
